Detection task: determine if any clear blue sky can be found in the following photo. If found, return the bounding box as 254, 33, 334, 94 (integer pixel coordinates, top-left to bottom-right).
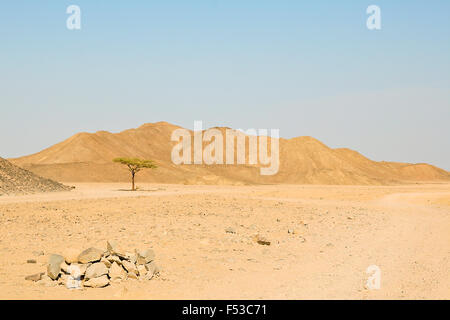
1, 1, 449, 170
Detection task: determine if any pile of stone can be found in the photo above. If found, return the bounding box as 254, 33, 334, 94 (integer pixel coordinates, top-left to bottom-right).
25, 240, 159, 288
0, 157, 72, 195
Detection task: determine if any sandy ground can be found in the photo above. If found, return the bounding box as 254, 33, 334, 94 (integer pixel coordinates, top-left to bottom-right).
0, 183, 449, 300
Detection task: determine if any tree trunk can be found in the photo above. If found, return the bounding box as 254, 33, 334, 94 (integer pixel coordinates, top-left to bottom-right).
131, 171, 135, 191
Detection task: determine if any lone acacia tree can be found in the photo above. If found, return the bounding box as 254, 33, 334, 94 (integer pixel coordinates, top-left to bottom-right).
113, 157, 158, 191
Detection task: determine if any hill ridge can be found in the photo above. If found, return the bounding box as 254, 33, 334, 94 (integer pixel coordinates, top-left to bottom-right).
10, 122, 450, 185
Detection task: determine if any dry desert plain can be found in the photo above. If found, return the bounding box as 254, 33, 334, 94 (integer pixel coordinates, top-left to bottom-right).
0, 182, 449, 299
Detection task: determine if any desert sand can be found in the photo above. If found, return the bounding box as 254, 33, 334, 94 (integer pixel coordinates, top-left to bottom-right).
0, 182, 448, 299
2, 121, 449, 299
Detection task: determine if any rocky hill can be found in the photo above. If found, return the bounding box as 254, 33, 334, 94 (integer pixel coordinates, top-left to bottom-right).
0, 157, 71, 195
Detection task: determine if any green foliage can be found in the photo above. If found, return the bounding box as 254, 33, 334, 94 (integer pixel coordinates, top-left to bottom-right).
113, 157, 158, 173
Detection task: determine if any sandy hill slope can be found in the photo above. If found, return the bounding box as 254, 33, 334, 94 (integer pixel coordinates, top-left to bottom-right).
10, 122, 450, 185
0, 157, 71, 195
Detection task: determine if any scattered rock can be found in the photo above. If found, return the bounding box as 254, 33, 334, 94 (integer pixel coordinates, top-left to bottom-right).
106, 240, 127, 258
145, 261, 159, 276
122, 260, 138, 276
69, 263, 89, 277
107, 255, 122, 265
27, 259, 37, 264
60, 261, 70, 274
25, 273, 43, 282
47, 254, 64, 280
101, 257, 111, 268
288, 229, 295, 234
85, 262, 108, 280
58, 274, 69, 286
253, 234, 271, 246
225, 227, 236, 234
126, 252, 137, 264
32, 250, 44, 257
78, 247, 104, 264
109, 262, 127, 282
135, 248, 155, 265
137, 264, 146, 276
62, 248, 80, 264
84, 275, 110, 288
142, 272, 154, 280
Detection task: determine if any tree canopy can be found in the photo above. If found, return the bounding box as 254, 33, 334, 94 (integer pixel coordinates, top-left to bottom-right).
113, 157, 158, 191
113, 157, 158, 172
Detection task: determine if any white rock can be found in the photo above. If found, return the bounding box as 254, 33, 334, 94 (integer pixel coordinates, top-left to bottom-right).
66, 278, 82, 290
69, 263, 89, 277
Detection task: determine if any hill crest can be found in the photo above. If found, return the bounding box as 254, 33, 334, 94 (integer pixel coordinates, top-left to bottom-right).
10, 122, 450, 185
